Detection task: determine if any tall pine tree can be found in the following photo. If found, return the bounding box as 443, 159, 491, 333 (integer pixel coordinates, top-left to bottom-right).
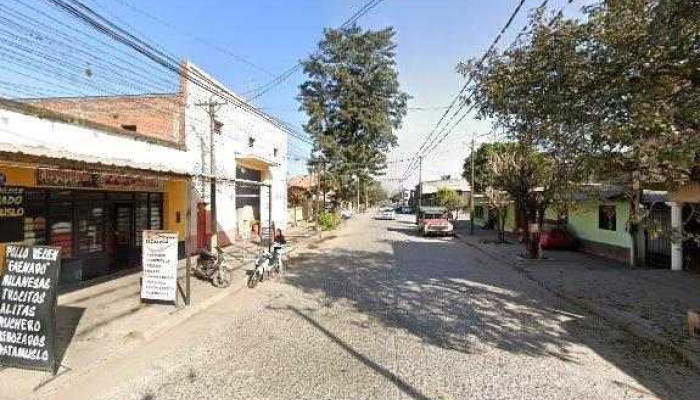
299, 25, 409, 204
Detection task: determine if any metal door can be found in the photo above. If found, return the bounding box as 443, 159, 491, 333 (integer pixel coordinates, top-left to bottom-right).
113, 203, 134, 268
645, 203, 671, 269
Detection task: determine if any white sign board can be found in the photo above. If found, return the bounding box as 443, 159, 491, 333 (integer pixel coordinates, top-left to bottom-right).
141, 231, 178, 303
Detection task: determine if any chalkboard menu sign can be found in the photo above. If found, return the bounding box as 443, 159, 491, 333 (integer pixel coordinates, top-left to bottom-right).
141, 231, 178, 303
0, 244, 60, 373
0, 187, 24, 242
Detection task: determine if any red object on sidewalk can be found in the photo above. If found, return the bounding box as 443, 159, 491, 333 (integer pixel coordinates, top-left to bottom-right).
540, 229, 577, 250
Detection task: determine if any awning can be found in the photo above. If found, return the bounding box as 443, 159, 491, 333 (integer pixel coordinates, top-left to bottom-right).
0, 105, 195, 176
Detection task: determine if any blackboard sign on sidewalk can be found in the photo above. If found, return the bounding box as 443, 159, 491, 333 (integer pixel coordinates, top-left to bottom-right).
0, 187, 25, 243
0, 244, 61, 374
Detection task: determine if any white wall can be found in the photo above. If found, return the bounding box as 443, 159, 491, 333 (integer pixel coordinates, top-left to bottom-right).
0, 106, 194, 174
182, 62, 288, 239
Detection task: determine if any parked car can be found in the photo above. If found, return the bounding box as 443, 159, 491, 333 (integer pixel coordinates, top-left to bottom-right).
417, 206, 454, 236
340, 209, 353, 220
540, 225, 578, 250
395, 206, 413, 214
376, 207, 395, 220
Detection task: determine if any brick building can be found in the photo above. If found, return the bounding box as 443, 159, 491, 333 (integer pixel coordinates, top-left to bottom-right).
26, 94, 184, 144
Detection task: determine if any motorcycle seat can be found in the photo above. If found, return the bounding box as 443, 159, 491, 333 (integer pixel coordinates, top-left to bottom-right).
199, 249, 214, 260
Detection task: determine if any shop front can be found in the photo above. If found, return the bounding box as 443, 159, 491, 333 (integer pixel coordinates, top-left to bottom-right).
0, 162, 188, 285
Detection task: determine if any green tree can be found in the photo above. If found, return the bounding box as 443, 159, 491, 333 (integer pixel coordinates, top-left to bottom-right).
299, 25, 409, 205
465, 0, 699, 263
366, 181, 389, 206
461, 14, 590, 258
463, 142, 516, 192
435, 188, 464, 215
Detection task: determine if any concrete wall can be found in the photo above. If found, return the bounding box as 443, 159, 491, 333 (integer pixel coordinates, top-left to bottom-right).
181, 62, 288, 241
567, 200, 631, 249
0, 104, 194, 175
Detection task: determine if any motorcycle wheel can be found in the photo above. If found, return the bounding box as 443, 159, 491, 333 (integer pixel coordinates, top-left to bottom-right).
247, 271, 258, 288
213, 269, 232, 288
195, 259, 215, 279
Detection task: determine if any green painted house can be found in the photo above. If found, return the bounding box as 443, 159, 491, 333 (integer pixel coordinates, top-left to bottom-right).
473, 184, 700, 270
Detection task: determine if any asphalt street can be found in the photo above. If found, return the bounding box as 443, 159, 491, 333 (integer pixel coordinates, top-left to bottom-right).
90, 213, 700, 400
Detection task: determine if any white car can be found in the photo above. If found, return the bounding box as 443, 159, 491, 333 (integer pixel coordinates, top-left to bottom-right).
340, 209, 353, 219
376, 207, 395, 220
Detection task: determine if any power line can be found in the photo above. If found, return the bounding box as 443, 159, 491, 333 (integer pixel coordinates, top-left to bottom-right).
410, 0, 529, 158
101, 0, 276, 77
245, 0, 389, 101
42, 0, 312, 143
401, 0, 576, 181
418, 0, 577, 159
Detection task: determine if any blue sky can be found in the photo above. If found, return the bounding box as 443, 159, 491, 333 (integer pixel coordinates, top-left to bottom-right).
7, 0, 587, 186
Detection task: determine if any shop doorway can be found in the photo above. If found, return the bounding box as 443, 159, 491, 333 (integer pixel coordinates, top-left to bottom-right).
109, 203, 134, 269
196, 202, 210, 251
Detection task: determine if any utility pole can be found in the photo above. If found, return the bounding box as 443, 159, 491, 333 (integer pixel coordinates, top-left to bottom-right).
470, 135, 476, 235
356, 177, 361, 212
364, 183, 369, 210
196, 99, 224, 251
314, 160, 320, 228
417, 155, 423, 212
321, 157, 326, 209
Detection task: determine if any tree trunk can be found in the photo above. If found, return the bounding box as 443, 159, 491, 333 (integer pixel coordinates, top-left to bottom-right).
628, 174, 642, 267
500, 206, 508, 243
524, 199, 543, 260
495, 208, 503, 243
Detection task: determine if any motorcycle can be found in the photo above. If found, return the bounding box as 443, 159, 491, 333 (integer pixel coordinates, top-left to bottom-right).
247, 243, 284, 288
195, 247, 233, 288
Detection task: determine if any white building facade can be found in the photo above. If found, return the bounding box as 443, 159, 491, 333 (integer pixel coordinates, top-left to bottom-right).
182, 62, 288, 247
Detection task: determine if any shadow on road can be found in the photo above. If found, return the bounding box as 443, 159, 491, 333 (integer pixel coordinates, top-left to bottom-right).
285, 237, 700, 400
287, 306, 434, 400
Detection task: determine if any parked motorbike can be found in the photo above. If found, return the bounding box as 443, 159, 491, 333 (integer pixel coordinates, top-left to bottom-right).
195, 247, 233, 288
247, 243, 284, 288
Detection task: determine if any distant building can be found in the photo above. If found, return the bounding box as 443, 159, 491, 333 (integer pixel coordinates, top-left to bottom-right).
415, 177, 471, 207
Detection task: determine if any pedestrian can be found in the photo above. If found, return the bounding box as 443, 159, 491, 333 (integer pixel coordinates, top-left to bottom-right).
274, 228, 287, 245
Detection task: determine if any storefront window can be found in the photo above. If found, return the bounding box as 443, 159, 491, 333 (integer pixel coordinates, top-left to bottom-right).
135, 193, 149, 247
23, 189, 47, 246
48, 191, 73, 259
149, 193, 163, 230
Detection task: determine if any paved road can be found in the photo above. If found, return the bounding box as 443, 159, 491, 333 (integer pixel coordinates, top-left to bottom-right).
87, 213, 698, 400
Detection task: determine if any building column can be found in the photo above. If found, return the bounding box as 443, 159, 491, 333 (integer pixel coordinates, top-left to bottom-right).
669, 202, 683, 271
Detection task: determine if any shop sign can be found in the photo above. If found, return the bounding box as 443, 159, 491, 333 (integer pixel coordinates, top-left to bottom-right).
36, 168, 165, 192
0, 187, 24, 243
141, 231, 178, 303
0, 244, 61, 374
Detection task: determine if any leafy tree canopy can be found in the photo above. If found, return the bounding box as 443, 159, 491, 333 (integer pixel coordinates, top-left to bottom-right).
435, 187, 464, 212
299, 25, 409, 202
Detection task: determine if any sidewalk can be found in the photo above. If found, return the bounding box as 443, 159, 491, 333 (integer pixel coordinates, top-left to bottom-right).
454, 222, 700, 371
0, 222, 318, 400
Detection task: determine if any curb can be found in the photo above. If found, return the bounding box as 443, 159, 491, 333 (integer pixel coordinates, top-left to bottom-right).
142, 260, 255, 341
454, 232, 700, 372
143, 228, 321, 341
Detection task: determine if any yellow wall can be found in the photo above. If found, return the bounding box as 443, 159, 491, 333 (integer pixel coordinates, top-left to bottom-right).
0, 164, 36, 186
163, 179, 188, 240
2, 162, 188, 240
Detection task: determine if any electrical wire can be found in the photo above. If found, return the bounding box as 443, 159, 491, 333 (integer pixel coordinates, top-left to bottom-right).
245, 0, 389, 101
400, 0, 577, 182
